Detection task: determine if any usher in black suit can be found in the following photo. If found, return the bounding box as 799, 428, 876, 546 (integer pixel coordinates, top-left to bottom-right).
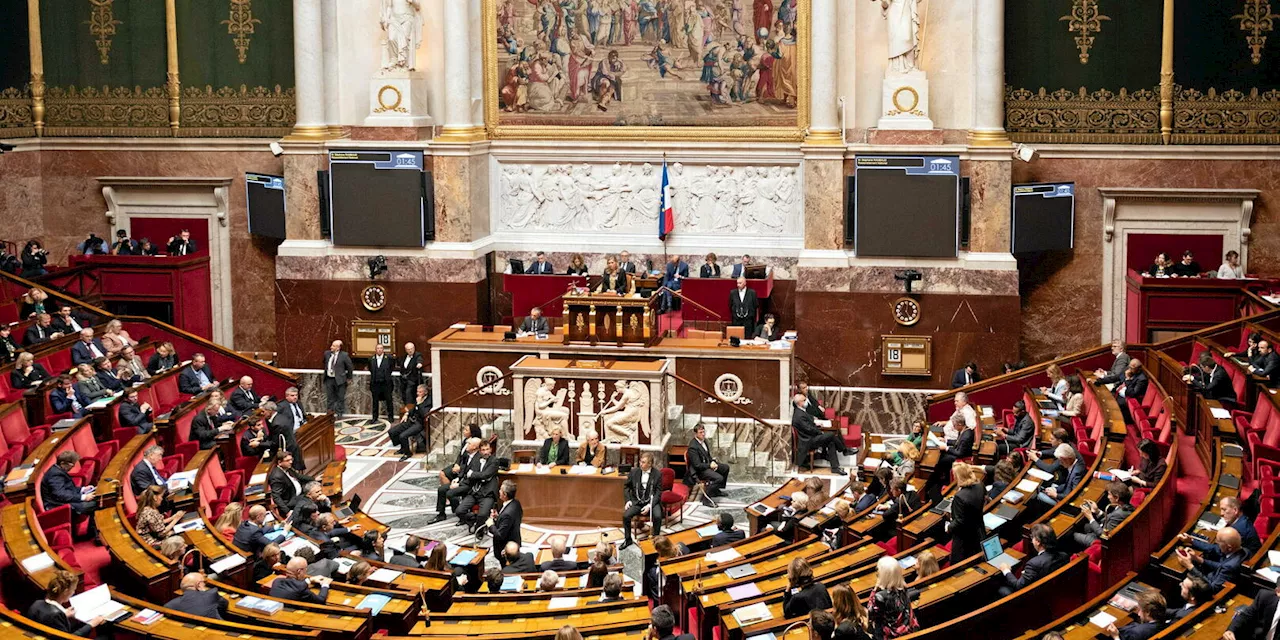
622, 466, 663, 546
728, 286, 759, 337
368, 351, 395, 422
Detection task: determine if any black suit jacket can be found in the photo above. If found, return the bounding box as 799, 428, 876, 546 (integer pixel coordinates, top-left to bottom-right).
0, 333, 20, 362
1118, 372, 1149, 405
191, 411, 219, 450
951, 368, 979, 389
268, 466, 314, 513
1193, 366, 1236, 404
41, 465, 88, 511
538, 438, 571, 466
27, 600, 94, 637
541, 558, 578, 572
946, 428, 976, 459
167, 237, 198, 255
525, 260, 554, 274
1116, 620, 1165, 640
1006, 413, 1036, 449
241, 425, 272, 458
179, 365, 215, 395
699, 263, 720, 278
1256, 351, 1280, 386
273, 400, 305, 447
232, 521, 272, 555
369, 354, 394, 386
119, 401, 152, 431
130, 460, 166, 496
882, 489, 921, 524
399, 353, 424, 388
51, 314, 85, 335
1229, 587, 1280, 639
164, 589, 229, 620
11, 363, 50, 389
782, 581, 833, 619
228, 386, 259, 416
23, 323, 52, 346
269, 577, 328, 604
1006, 549, 1068, 590
503, 552, 537, 573
950, 484, 985, 560
465, 454, 499, 498
792, 407, 823, 440
804, 391, 825, 418
96, 369, 124, 392
728, 287, 759, 324
492, 499, 523, 558
70, 339, 107, 365
711, 529, 745, 546
322, 351, 354, 381
687, 437, 716, 480
625, 467, 661, 508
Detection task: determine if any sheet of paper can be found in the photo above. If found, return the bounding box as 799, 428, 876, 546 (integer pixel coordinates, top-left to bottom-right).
517, 463, 534, 473
1026, 467, 1052, 481
726, 582, 762, 600
1107, 469, 1133, 481
68, 585, 125, 621
705, 548, 742, 564
1210, 407, 1231, 420
547, 597, 579, 610
1016, 479, 1041, 493
732, 602, 774, 626
1268, 550, 1280, 566
862, 456, 881, 469
250, 473, 267, 485
1258, 567, 1280, 583
1088, 611, 1117, 628
696, 524, 720, 537
870, 443, 887, 453
368, 568, 404, 583
983, 512, 1008, 531
21, 552, 54, 573
981, 406, 994, 418
535, 466, 553, 475
209, 553, 247, 574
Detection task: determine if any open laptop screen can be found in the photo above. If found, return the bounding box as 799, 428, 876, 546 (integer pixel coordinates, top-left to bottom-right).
981, 535, 1003, 561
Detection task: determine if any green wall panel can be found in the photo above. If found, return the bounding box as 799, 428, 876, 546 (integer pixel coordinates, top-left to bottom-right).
175, 0, 294, 90
41, 0, 167, 89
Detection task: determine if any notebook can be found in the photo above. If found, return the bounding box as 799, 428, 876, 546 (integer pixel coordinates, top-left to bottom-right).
981, 535, 1017, 569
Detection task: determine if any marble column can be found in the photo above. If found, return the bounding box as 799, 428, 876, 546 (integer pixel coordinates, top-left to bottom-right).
965, 151, 1013, 254
802, 146, 845, 250
806, 0, 841, 144
320, 0, 342, 137
290, 0, 328, 138
968, 0, 1009, 146
438, 0, 483, 141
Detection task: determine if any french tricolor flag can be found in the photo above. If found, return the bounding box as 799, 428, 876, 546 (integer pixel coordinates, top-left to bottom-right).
658, 160, 674, 240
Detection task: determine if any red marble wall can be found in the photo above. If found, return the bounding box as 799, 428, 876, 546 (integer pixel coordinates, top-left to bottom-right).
1014, 157, 1280, 364
0, 146, 284, 351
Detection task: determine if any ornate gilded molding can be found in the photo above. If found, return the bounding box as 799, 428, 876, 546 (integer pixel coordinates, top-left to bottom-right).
43, 85, 169, 136
1171, 86, 1280, 144
1005, 86, 1159, 143
179, 84, 295, 137
222, 0, 261, 64
1059, 0, 1110, 64
1233, 0, 1279, 64
0, 87, 35, 136
86, 0, 123, 65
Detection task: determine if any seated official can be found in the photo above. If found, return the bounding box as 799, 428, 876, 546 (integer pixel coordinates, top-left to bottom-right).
519, 306, 551, 334
878, 479, 921, 529
502, 541, 537, 573
995, 400, 1036, 455
924, 418, 975, 502
288, 481, 332, 525
253, 543, 285, 582
1168, 575, 1213, 621
1114, 360, 1149, 422
431, 437, 482, 524
1248, 340, 1280, 386
619, 452, 662, 550
711, 512, 745, 546
525, 252, 554, 274
11, 352, 50, 389
148, 341, 178, 374
1224, 583, 1280, 640
1218, 249, 1245, 279
650, 605, 694, 640
1176, 527, 1245, 590
618, 251, 639, 276
390, 384, 431, 460
213, 503, 243, 538
29, 569, 108, 637
595, 257, 635, 295
345, 561, 375, 586
388, 534, 427, 568
565, 253, 588, 276
769, 491, 809, 539
178, 353, 218, 395
538, 569, 561, 592
240, 406, 274, 459
73, 363, 111, 404
233, 505, 277, 556
0, 324, 18, 364
190, 403, 225, 451
1103, 591, 1167, 640
1036, 445, 1087, 506
165, 572, 228, 620
576, 429, 606, 467
70, 328, 108, 366
1177, 496, 1260, 558
1142, 252, 1172, 277
41, 451, 98, 536
987, 460, 1017, 500
268, 452, 315, 514
754, 313, 780, 340
541, 537, 577, 572
998, 524, 1068, 596
23, 314, 57, 346
538, 426, 572, 466
700, 252, 721, 278
227, 376, 261, 417
600, 573, 625, 602
50, 375, 87, 418
130, 445, 169, 496
1182, 352, 1236, 405
951, 362, 981, 389
117, 345, 150, 383
118, 388, 154, 434
1073, 482, 1135, 548
791, 394, 847, 475
269, 557, 332, 604
93, 357, 124, 393
783, 557, 832, 619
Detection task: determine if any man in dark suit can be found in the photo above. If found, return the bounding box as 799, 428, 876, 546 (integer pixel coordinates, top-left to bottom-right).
540, 537, 578, 572
93, 357, 124, 393
232, 505, 274, 555
879, 479, 921, 528
431, 437, 482, 524
288, 481, 332, 524
179, 353, 218, 395
70, 328, 107, 365
1073, 481, 1135, 548
268, 452, 315, 514
388, 535, 425, 567
1168, 575, 1212, 622
797, 381, 825, 418
321, 339, 354, 418
710, 512, 745, 546
1184, 352, 1237, 405
1103, 591, 1168, 640
23, 313, 56, 346
729, 254, 752, 279
456, 440, 499, 533
659, 255, 689, 312
1225, 583, 1280, 640
28, 569, 107, 636
619, 452, 663, 550
925, 421, 976, 502
398, 342, 424, 405
687, 424, 730, 499
997, 524, 1068, 596
50, 375, 86, 418
190, 403, 223, 450
390, 384, 431, 460
791, 394, 845, 475
618, 250, 639, 275
119, 388, 154, 434
272, 387, 307, 468
165, 572, 229, 620
519, 306, 551, 334
501, 541, 537, 573
1093, 339, 1132, 385
1037, 445, 1087, 506
130, 445, 168, 496
1249, 340, 1280, 386
996, 400, 1036, 455
367, 343, 395, 423
167, 229, 199, 256
728, 276, 759, 337
50, 305, 86, 335
228, 376, 261, 417
951, 362, 981, 389
650, 604, 695, 640
1115, 360, 1150, 423
241, 405, 273, 459
525, 251, 554, 274
41, 451, 98, 536
1177, 526, 1245, 591
1178, 496, 1260, 558
490, 480, 523, 559
269, 557, 332, 604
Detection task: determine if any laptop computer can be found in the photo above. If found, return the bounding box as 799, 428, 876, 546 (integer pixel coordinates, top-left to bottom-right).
333, 494, 362, 520
981, 535, 1018, 569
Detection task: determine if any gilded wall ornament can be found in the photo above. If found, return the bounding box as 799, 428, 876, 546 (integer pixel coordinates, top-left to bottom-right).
1005, 86, 1159, 144
179, 84, 295, 137
1233, 0, 1279, 64
222, 0, 262, 64
1059, 0, 1110, 64
87, 0, 124, 65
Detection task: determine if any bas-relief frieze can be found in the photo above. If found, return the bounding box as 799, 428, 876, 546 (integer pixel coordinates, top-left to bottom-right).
495, 161, 802, 238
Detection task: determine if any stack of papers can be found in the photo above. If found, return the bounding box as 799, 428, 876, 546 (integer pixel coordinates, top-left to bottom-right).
1210, 407, 1232, 420
368, 568, 403, 583
1026, 468, 1053, 481
131, 609, 163, 625
1107, 469, 1133, 481
861, 456, 882, 469
696, 524, 720, 538
870, 443, 887, 453
705, 548, 742, 564
1088, 611, 1117, 628
983, 512, 1009, 531
726, 583, 762, 600
249, 473, 267, 486
167, 470, 198, 491
236, 596, 284, 614
5, 466, 33, 487
732, 602, 773, 626
21, 552, 55, 573
1002, 490, 1025, 504
356, 594, 392, 616
516, 463, 534, 473
68, 585, 127, 622
500, 575, 522, 592
547, 597, 578, 610
450, 550, 478, 566
1016, 478, 1042, 493
209, 554, 247, 575
1258, 566, 1280, 583
279, 537, 318, 556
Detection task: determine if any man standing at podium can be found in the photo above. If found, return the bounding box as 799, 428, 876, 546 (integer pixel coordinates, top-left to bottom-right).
729, 277, 759, 337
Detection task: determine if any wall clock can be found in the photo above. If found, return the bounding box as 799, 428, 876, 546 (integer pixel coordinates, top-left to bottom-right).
892, 296, 921, 326
361, 284, 388, 312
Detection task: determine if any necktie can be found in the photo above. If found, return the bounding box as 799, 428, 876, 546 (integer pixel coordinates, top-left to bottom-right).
89, 342, 102, 358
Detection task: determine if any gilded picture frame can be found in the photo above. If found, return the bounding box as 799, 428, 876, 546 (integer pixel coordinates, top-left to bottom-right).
482, 0, 811, 141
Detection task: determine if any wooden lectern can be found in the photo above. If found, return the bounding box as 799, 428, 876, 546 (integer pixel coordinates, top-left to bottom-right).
563, 293, 661, 346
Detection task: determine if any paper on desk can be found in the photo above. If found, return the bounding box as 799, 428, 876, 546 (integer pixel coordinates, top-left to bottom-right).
250, 473, 267, 485
706, 548, 743, 564
726, 582, 762, 600
696, 523, 720, 537
897, 555, 918, 570
1259, 567, 1280, 583
279, 537, 318, 556
449, 550, 478, 566
209, 554, 247, 574
981, 407, 994, 418
356, 594, 391, 616
168, 470, 197, 491
547, 596, 578, 610
861, 456, 882, 469
1016, 478, 1041, 493
517, 463, 534, 473
21, 552, 55, 573
535, 465, 553, 475
1107, 469, 1133, 481
1088, 611, 1117, 628
1026, 468, 1053, 481
68, 585, 126, 622
1269, 550, 1280, 566
927, 434, 947, 449
732, 602, 774, 626
1002, 490, 1025, 504
1210, 407, 1232, 420
870, 443, 887, 453
570, 465, 598, 475
368, 568, 404, 583
982, 512, 1008, 531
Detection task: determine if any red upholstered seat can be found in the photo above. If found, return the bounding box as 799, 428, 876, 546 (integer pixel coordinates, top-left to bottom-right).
660, 467, 688, 525
824, 408, 863, 451
0, 406, 49, 458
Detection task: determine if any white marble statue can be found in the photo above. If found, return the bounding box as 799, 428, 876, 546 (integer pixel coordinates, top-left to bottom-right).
880, 0, 920, 74
598, 380, 649, 444
527, 378, 571, 440
380, 0, 425, 72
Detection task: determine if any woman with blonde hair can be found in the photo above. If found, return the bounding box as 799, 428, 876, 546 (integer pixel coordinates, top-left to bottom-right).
554, 625, 584, 640
1041, 364, 1068, 406
10, 352, 50, 389
74, 362, 112, 402
831, 583, 872, 640
868, 556, 917, 638
213, 502, 243, 538
101, 319, 135, 356
803, 476, 829, 506
19, 287, 48, 318
914, 550, 940, 579
159, 535, 188, 562
949, 462, 985, 563
148, 341, 178, 374
892, 440, 919, 481
136, 485, 184, 546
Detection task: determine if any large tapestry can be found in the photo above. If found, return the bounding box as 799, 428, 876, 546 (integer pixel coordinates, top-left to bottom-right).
484, 0, 809, 139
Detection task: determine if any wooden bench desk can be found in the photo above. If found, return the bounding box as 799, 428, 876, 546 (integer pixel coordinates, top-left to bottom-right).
96, 502, 179, 604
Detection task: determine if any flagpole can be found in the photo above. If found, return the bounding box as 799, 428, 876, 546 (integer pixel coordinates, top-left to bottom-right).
661, 152, 668, 271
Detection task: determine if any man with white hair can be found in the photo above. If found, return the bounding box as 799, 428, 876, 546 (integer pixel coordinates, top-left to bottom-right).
933, 392, 977, 442
130, 444, 168, 496
791, 394, 845, 474
269, 557, 332, 604
537, 569, 560, 592
1093, 339, 1131, 385
321, 339, 353, 418
541, 536, 577, 572
228, 376, 261, 417
1036, 444, 1087, 506
431, 437, 482, 524
165, 573, 228, 619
